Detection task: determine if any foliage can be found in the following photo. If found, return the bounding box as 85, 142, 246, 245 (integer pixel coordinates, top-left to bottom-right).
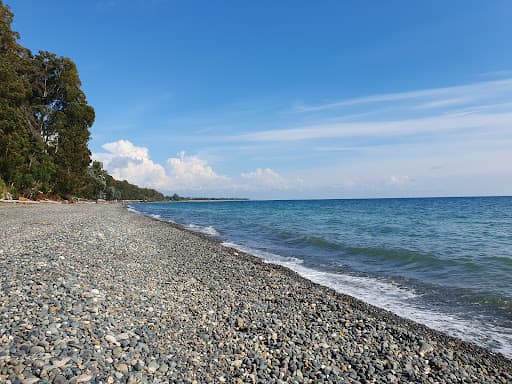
86, 161, 165, 201
0, 1, 168, 201
0, 1, 93, 198
0, 176, 10, 198
168, 193, 184, 201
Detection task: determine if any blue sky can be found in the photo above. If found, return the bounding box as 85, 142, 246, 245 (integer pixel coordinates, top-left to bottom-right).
8, 0, 512, 198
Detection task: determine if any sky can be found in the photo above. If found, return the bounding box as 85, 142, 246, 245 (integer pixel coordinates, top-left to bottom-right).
7, 0, 512, 199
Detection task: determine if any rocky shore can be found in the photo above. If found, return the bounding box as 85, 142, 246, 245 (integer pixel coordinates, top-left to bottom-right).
0, 203, 510, 383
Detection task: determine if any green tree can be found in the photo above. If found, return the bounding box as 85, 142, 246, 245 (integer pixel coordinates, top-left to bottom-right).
0, 1, 60, 197
30, 52, 95, 196
1, 1, 165, 201
86, 160, 108, 199
0, 1, 33, 196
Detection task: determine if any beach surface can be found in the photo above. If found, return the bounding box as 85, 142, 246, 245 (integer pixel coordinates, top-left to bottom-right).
0, 203, 510, 383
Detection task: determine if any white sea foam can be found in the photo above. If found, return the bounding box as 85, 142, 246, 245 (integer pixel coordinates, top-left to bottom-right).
127, 204, 512, 357
126, 206, 175, 223
222, 241, 512, 358
126, 205, 139, 214
222, 242, 303, 264
186, 224, 219, 236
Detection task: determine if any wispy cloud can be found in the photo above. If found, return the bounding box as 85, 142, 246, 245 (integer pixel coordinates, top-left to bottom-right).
295, 78, 512, 112
230, 112, 512, 142
413, 97, 469, 110
218, 77, 512, 145
133, 77, 512, 151
94, 76, 512, 198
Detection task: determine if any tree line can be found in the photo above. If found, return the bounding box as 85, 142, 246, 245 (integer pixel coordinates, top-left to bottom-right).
0, 1, 164, 201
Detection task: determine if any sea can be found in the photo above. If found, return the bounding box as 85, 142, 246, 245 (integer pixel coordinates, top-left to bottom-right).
128, 197, 512, 357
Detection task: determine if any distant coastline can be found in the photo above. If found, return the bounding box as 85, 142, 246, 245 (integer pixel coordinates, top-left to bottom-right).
124, 197, 249, 203
165, 198, 249, 203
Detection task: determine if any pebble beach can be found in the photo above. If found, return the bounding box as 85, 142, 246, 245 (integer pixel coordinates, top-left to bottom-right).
0, 203, 510, 384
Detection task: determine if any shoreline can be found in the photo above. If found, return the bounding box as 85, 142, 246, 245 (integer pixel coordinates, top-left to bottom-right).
1, 203, 510, 383
128, 201, 512, 359
131, 204, 512, 362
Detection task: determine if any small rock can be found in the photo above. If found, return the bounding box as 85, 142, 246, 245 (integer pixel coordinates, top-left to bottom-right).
53, 375, 67, 384
105, 335, 119, 346
72, 374, 93, 383
116, 333, 130, 340
52, 357, 71, 368
419, 341, 433, 356
22, 378, 40, 384
158, 363, 169, 374
146, 360, 159, 373
112, 346, 122, 358
133, 360, 144, 371
30, 346, 45, 354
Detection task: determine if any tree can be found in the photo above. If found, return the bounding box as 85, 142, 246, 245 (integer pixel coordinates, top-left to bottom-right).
30, 52, 95, 196
0, 0, 35, 196
1, 1, 165, 200
87, 160, 108, 199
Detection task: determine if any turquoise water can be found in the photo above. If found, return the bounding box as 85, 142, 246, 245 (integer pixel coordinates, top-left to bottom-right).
130, 197, 512, 357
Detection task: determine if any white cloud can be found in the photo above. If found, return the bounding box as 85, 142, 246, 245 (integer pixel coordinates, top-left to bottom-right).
91, 76, 512, 199
166, 151, 229, 191
93, 140, 292, 196
93, 140, 168, 189
101, 139, 149, 161
241, 168, 288, 190
93, 141, 229, 193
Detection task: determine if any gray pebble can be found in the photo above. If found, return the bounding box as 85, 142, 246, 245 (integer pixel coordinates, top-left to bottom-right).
0, 203, 509, 384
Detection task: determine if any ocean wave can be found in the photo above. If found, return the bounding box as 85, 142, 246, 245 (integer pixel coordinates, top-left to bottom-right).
186, 224, 219, 236
126, 206, 141, 214
222, 242, 303, 264
222, 240, 512, 358
128, 200, 512, 357
126, 206, 176, 223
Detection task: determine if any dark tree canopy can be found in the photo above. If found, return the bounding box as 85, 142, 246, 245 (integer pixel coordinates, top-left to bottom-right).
0, 1, 165, 201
